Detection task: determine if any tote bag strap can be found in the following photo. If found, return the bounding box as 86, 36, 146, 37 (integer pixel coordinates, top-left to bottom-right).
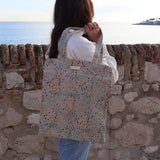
58, 27, 103, 63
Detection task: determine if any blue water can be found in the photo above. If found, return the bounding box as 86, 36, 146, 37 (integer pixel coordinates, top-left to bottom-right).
0, 21, 160, 45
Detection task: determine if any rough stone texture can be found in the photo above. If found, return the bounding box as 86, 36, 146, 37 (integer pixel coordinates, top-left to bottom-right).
148, 118, 158, 124
130, 97, 160, 115
152, 83, 159, 91
121, 44, 131, 80
34, 45, 44, 84
145, 62, 160, 82
143, 44, 153, 62
112, 45, 123, 66
0, 71, 2, 89
117, 66, 124, 81
129, 45, 139, 81
13, 135, 44, 154
26, 44, 36, 84
0, 108, 22, 129
140, 156, 149, 160
124, 92, 138, 103
109, 96, 126, 115
124, 83, 133, 90
18, 44, 26, 65
6, 72, 24, 89
23, 90, 41, 110
0, 44, 160, 160
142, 84, 150, 92
9, 45, 18, 64
106, 45, 115, 57
135, 44, 145, 80
0, 108, 4, 116
152, 44, 160, 62
111, 85, 122, 95
109, 118, 122, 129
27, 113, 40, 126
114, 122, 154, 147
24, 155, 40, 160
1, 44, 10, 65
45, 138, 59, 153
0, 135, 8, 156
43, 155, 52, 160
144, 145, 159, 154
126, 114, 135, 122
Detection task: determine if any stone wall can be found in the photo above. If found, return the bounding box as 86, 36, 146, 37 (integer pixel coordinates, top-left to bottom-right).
0, 43, 160, 160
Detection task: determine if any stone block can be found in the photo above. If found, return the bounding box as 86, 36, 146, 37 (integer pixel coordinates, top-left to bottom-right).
9, 45, 18, 64
0, 108, 23, 129
121, 44, 131, 80
129, 45, 139, 81
23, 90, 41, 110
124, 92, 138, 103
142, 44, 153, 62
106, 45, 115, 57
145, 62, 160, 82
114, 122, 154, 147
109, 96, 126, 115
0, 135, 8, 156
112, 45, 123, 65
13, 135, 44, 154
1, 44, 10, 65
135, 44, 145, 80
18, 44, 26, 65
152, 45, 160, 62
130, 96, 160, 115
6, 72, 24, 89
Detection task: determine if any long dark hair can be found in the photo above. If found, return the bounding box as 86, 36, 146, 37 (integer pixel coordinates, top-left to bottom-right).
48, 0, 94, 58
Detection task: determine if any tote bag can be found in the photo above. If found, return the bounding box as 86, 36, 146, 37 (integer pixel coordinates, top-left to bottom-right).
38, 27, 112, 144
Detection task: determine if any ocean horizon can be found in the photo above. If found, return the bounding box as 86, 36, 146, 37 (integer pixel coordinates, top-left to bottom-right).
0, 21, 160, 45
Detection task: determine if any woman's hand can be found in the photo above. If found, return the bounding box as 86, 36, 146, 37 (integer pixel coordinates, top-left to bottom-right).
84, 22, 101, 43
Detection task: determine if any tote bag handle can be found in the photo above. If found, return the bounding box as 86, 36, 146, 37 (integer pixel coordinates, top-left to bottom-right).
58, 27, 103, 63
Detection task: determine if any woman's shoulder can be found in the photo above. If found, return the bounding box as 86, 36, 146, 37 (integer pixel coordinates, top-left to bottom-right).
66, 35, 96, 61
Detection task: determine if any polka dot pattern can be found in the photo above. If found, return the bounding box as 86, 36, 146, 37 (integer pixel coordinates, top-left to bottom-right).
38, 28, 112, 144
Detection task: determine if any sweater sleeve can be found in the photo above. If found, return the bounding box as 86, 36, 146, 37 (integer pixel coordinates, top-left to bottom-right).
66, 35, 119, 83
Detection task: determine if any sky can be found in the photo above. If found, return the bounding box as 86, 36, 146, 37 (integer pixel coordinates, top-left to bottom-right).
0, 0, 160, 23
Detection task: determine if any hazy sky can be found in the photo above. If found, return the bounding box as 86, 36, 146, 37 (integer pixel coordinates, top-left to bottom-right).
0, 0, 160, 23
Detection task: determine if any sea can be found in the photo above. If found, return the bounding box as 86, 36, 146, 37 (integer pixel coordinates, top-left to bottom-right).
0, 21, 160, 45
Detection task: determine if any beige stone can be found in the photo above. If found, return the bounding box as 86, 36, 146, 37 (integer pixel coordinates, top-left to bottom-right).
130, 97, 160, 115
112, 85, 122, 95
149, 118, 158, 124
6, 72, 24, 89
124, 92, 138, 102
0, 108, 4, 116
0, 108, 22, 129
27, 113, 40, 126
45, 138, 59, 153
144, 145, 159, 154
23, 90, 41, 110
24, 155, 40, 160
13, 135, 44, 154
126, 114, 135, 122
117, 66, 124, 81
0, 135, 8, 156
145, 62, 160, 82
109, 96, 126, 115
124, 83, 133, 90
142, 84, 150, 92
43, 155, 52, 160
157, 113, 160, 119
110, 118, 122, 129
114, 122, 154, 147
139, 156, 149, 160
152, 83, 159, 91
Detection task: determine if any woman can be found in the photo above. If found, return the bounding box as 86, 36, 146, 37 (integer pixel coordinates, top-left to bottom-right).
46, 0, 119, 159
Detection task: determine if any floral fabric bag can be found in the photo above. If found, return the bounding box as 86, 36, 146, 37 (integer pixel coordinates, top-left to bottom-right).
38, 27, 112, 144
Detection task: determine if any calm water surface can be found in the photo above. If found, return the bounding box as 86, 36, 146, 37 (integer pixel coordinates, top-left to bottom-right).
0, 21, 160, 45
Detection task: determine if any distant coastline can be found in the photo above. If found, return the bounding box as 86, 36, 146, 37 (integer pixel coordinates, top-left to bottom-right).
133, 18, 160, 25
